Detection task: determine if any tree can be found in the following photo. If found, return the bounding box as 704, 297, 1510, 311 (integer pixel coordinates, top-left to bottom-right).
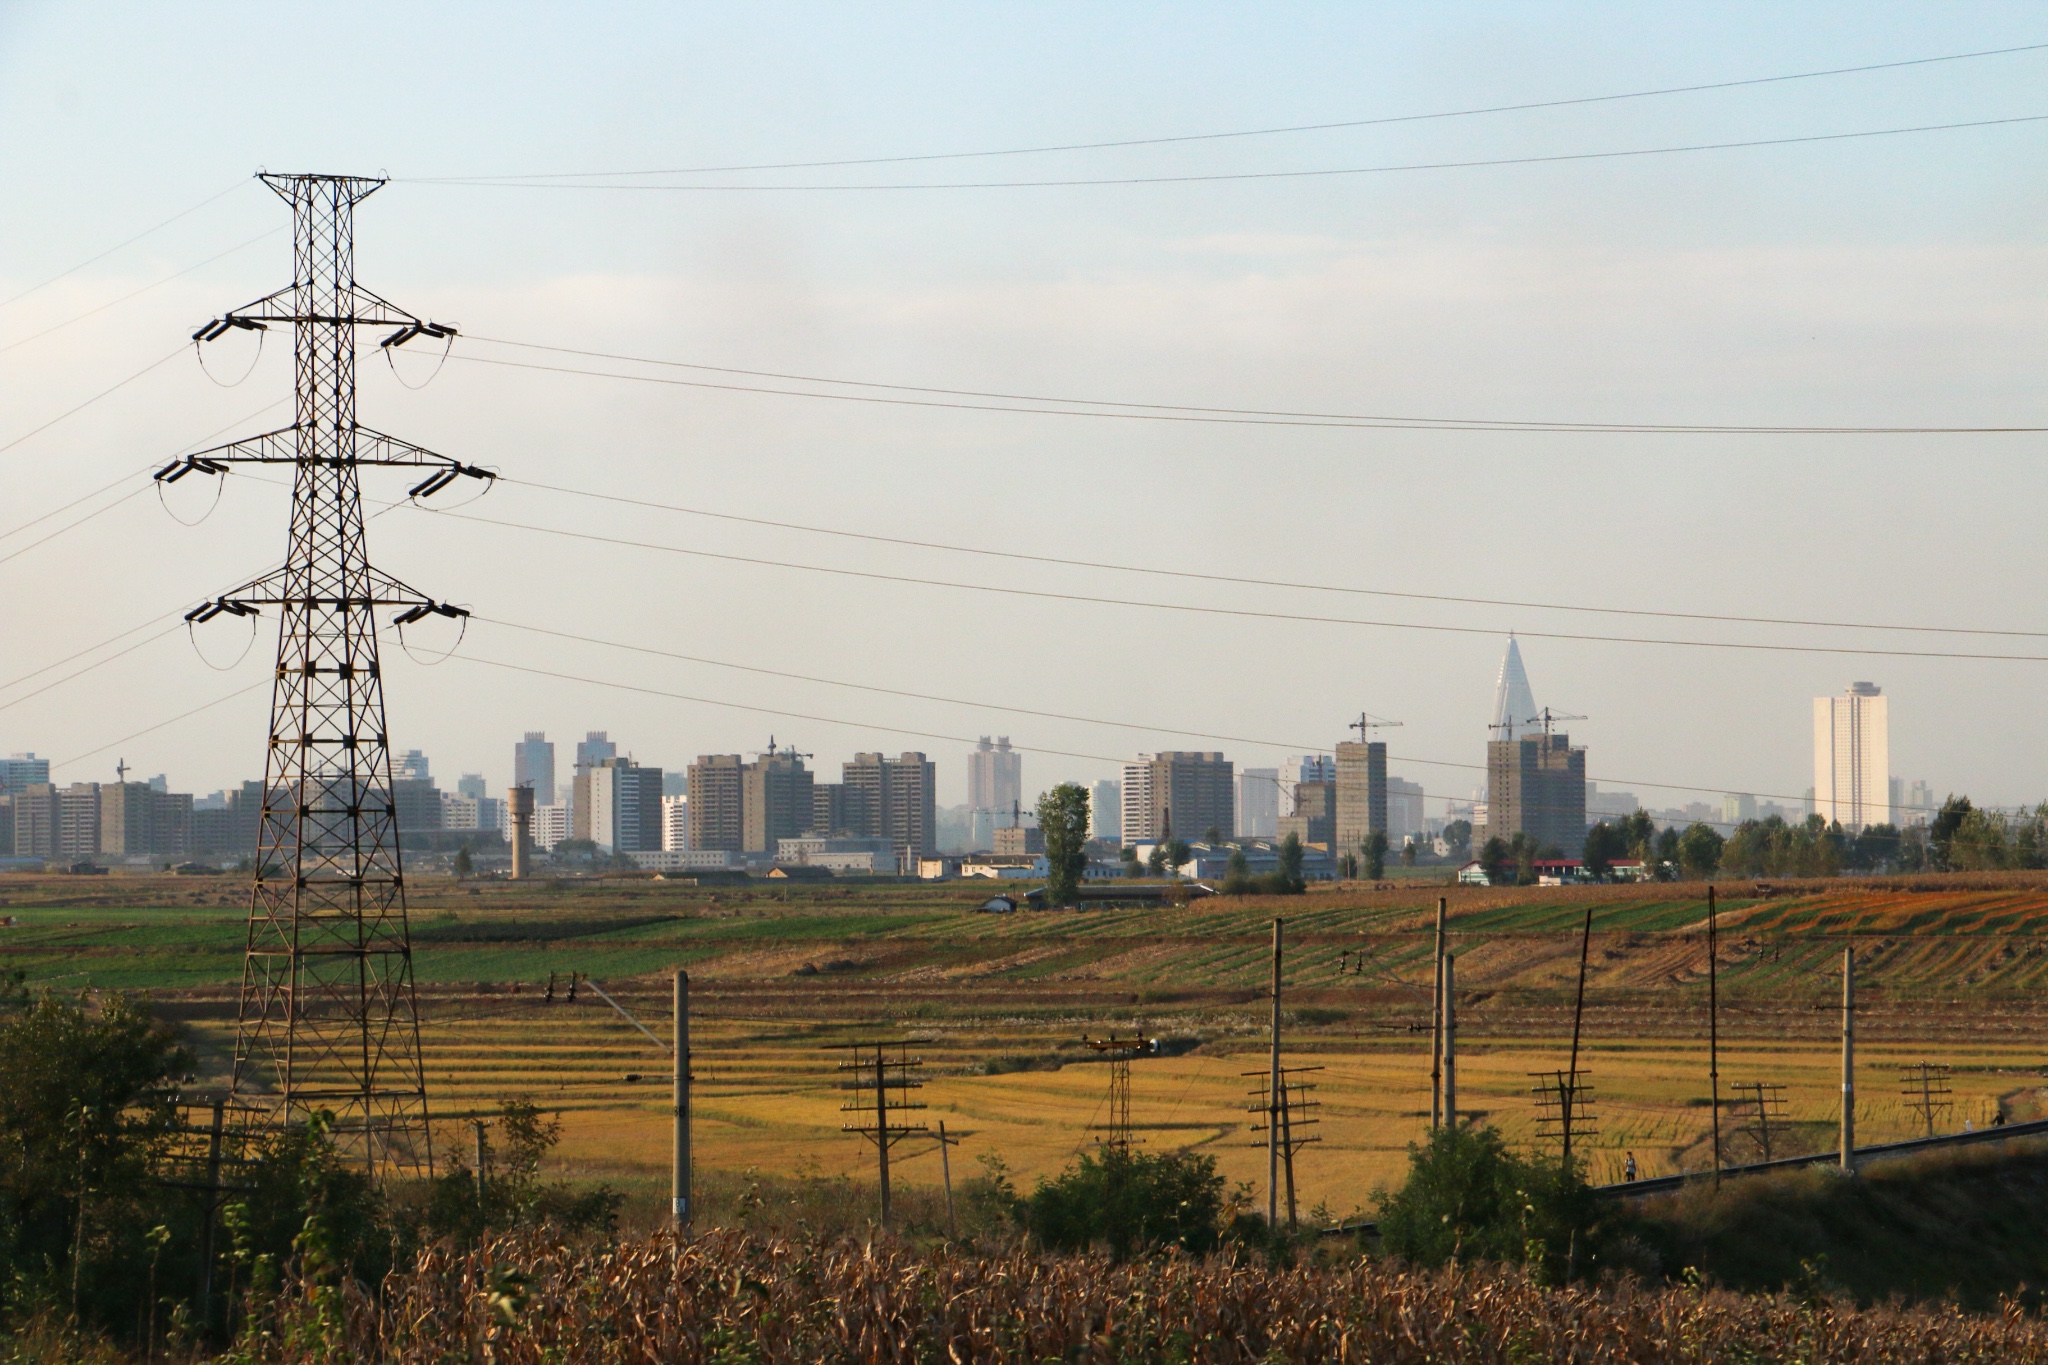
1226, 848, 1249, 877
1021, 1145, 1225, 1259
0, 990, 193, 1334
1582, 821, 1627, 880
1035, 783, 1091, 906
1442, 820, 1473, 859
1204, 825, 1222, 844
1362, 830, 1389, 881
1929, 795, 1973, 870
1277, 831, 1306, 888
1375, 1124, 1597, 1281
1161, 837, 1191, 872
1400, 839, 1418, 867
1677, 822, 1724, 880
1621, 810, 1658, 862
1477, 836, 1511, 886
452, 845, 474, 878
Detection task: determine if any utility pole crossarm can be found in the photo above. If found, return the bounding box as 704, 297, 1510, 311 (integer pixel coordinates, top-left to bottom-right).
155, 428, 494, 495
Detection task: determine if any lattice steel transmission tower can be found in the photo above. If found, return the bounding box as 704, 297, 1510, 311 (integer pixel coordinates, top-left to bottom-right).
162, 173, 491, 1175
1085, 1030, 1150, 1152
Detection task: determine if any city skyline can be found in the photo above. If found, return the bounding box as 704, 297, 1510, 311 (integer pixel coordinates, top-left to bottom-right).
3, 9, 2044, 822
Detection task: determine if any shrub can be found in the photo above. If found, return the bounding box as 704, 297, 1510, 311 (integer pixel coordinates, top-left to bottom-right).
1375, 1124, 1598, 1282
1021, 1146, 1225, 1259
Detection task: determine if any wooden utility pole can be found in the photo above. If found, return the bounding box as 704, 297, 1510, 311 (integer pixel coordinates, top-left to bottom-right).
1267, 918, 1283, 1229
673, 969, 691, 1227
1564, 907, 1593, 1170
1430, 897, 1447, 1129
473, 1119, 488, 1213
1708, 886, 1722, 1187
1841, 946, 1856, 1172
1441, 953, 1457, 1131
937, 1121, 958, 1240
829, 1041, 926, 1231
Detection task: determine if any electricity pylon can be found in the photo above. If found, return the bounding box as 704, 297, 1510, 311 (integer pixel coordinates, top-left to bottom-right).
163, 173, 491, 1175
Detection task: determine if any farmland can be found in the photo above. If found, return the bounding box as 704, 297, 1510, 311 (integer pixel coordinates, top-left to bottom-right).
6, 871, 2048, 1216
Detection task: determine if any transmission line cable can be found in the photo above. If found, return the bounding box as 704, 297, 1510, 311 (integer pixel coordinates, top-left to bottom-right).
407, 112, 2048, 190
495, 475, 2046, 640
0, 396, 289, 547
0, 343, 187, 464
51, 680, 267, 772
0, 178, 250, 312
0, 486, 152, 569
454, 339, 2048, 435
417, 505, 2048, 663
0, 227, 282, 358
419, 40, 2048, 180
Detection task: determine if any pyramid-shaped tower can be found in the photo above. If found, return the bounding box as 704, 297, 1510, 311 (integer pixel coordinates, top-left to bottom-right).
1489, 636, 1538, 741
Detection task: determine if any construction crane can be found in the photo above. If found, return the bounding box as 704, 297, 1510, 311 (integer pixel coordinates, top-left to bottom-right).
1524, 708, 1587, 738
757, 734, 813, 763
1348, 712, 1404, 742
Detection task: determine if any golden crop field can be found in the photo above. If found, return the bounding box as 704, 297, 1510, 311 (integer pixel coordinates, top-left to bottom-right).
12, 870, 2048, 1217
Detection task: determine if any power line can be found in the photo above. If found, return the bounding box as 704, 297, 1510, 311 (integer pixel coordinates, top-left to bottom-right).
417, 504, 2048, 664
453, 339, 2048, 435
51, 680, 266, 772
0, 485, 152, 569
0, 397, 290, 550
454, 653, 1132, 766
404, 112, 2048, 191
0, 227, 283, 358
416, 41, 2048, 180
0, 344, 187, 465
0, 178, 250, 312
496, 475, 2047, 641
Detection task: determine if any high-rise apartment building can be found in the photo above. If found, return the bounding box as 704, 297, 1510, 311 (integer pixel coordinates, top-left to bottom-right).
393, 776, 443, 837
575, 731, 616, 769
966, 736, 1023, 823
1905, 779, 1935, 826
1120, 759, 1154, 848
687, 755, 745, 853
397, 749, 432, 783
0, 753, 50, 795
569, 732, 617, 841
841, 752, 937, 859
456, 773, 487, 800
1485, 732, 1586, 854
1237, 768, 1279, 839
1120, 752, 1234, 843
1091, 779, 1121, 842
1279, 780, 1336, 848
662, 795, 689, 851
531, 804, 571, 852
100, 781, 192, 858
1721, 793, 1758, 826
1387, 777, 1425, 842
1815, 682, 1889, 832
513, 732, 555, 803
14, 782, 106, 860
587, 758, 664, 853
1334, 741, 1388, 852
743, 751, 814, 855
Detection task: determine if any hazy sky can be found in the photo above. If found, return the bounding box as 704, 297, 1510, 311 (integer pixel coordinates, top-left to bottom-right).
2, 3, 2044, 817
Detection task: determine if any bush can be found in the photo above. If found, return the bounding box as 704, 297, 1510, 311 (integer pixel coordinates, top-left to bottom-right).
1374, 1125, 1598, 1282
1021, 1146, 1225, 1259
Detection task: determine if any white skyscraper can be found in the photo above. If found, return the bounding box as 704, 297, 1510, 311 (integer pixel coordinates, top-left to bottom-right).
1814, 682, 1890, 832
1091, 779, 1121, 841
1237, 768, 1280, 838
1120, 758, 1154, 848
1489, 636, 1539, 742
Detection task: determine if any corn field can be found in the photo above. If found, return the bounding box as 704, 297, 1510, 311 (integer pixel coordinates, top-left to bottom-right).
241, 1229, 2048, 1364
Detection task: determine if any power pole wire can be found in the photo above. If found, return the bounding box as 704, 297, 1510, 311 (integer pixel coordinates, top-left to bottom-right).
417, 41, 2048, 180
403, 112, 2048, 191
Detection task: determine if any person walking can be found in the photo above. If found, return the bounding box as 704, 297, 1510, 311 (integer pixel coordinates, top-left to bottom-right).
1624, 1151, 1638, 1182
